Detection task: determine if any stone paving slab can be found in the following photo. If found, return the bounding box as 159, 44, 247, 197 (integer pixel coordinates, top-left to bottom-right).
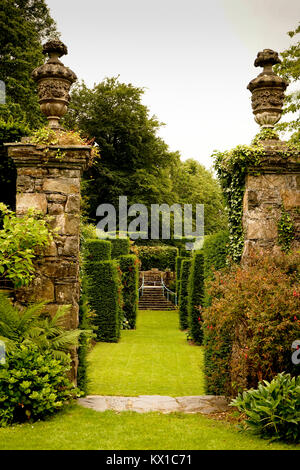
78, 395, 230, 415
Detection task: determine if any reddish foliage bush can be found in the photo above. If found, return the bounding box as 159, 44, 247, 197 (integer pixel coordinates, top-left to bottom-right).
203, 250, 300, 396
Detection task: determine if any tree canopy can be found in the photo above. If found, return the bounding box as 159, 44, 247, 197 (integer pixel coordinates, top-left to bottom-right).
0, 0, 58, 207
65, 77, 227, 238
275, 22, 300, 137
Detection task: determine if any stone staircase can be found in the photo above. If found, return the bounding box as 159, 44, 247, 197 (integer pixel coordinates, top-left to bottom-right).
138, 270, 177, 311
139, 287, 176, 310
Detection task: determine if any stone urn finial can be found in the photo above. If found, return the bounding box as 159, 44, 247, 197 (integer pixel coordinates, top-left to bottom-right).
247, 49, 289, 128
32, 40, 77, 129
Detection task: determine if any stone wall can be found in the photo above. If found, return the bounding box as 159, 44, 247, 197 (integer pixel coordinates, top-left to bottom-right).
6, 143, 91, 379
242, 140, 300, 258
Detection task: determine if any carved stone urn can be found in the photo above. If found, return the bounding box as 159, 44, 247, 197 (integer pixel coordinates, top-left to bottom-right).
247, 49, 289, 128
32, 40, 77, 129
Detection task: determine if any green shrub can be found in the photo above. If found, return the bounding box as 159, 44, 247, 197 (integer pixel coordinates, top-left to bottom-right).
0, 344, 79, 427
80, 223, 98, 245
175, 255, 185, 294
0, 204, 53, 287
178, 259, 192, 330
179, 247, 193, 258
188, 252, 205, 345
202, 230, 229, 279
119, 255, 139, 329
0, 294, 83, 362
137, 246, 178, 271
84, 260, 123, 342
203, 250, 300, 396
110, 238, 130, 259
77, 289, 96, 394
84, 239, 111, 261
231, 372, 300, 443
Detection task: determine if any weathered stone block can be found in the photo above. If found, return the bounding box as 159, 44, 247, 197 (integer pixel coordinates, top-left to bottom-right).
17, 175, 35, 191
48, 203, 64, 215
65, 194, 81, 213
16, 193, 48, 214
41, 260, 79, 279
280, 190, 300, 210
43, 178, 80, 194
33, 277, 55, 302
63, 236, 79, 256
47, 193, 67, 203
50, 214, 80, 236
246, 217, 278, 241
43, 240, 58, 257
55, 283, 76, 304
18, 168, 47, 177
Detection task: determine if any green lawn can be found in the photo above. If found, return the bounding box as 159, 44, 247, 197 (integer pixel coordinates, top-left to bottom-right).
88, 310, 205, 396
0, 404, 298, 450
0, 309, 298, 450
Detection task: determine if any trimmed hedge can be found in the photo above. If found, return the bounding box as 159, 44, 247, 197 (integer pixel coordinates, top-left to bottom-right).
178, 259, 192, 330
137, 246, 178, 271
188, 251, 205, 345
202, 230, 229, 279
77, 291, 90, 394
175, 255, 185, 294
119, 255, 139, 329
85, 260, 123, 342
84, 239, 111, 261
110, 238, 130, 259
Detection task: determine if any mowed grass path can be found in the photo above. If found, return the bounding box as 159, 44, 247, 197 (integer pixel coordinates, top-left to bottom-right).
88, 310, 205, 396
0, 310, 299, 450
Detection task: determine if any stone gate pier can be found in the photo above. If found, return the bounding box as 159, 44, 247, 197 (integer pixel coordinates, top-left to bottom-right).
5, 40, 91, 380
242, 49, 300, 258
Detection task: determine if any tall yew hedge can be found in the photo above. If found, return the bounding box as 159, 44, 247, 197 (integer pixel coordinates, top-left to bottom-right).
119, 255, 139, 329
110, 237, 130, 259
175, 255, 185, 294
178, 259, 192, 330
188, 251, 205, 345
84, 239, 123, 342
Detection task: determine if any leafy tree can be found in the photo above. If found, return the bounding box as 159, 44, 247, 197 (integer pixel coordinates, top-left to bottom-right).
173, 159, 228, 235
64, 77, 180, 225
0, 0, 57, 127
65, 78, 227, 238
275, 22, 300, 137
0, 0, 58, 207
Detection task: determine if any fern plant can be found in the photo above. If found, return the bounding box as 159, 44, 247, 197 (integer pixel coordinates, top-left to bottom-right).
0, 293, 91, 363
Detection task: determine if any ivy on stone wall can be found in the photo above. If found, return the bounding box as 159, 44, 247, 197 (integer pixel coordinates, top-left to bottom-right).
212, 138, 265, 263
277, 207, 295, 253
213, 129, 300, 263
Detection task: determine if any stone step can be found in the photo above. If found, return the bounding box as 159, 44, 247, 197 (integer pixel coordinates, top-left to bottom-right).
78, 395, 230, 414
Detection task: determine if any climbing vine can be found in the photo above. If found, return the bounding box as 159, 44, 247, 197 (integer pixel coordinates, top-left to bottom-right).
277, 207, 295, 253
212, 134, 267, 263
213, 128, 300, 263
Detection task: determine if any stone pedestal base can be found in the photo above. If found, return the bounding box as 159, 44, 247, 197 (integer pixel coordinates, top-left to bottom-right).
6, 143, 91, 382
242, 142, 300, 259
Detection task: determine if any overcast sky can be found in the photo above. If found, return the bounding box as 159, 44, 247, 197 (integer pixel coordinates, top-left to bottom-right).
47, 0, 299, 169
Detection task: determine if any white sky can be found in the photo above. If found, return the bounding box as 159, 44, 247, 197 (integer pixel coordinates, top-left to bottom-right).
47, 0, 299, 169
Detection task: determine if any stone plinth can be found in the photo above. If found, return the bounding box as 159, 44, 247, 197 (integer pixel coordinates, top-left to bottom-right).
242, 140, 300, 259
5, 142, 91, 380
